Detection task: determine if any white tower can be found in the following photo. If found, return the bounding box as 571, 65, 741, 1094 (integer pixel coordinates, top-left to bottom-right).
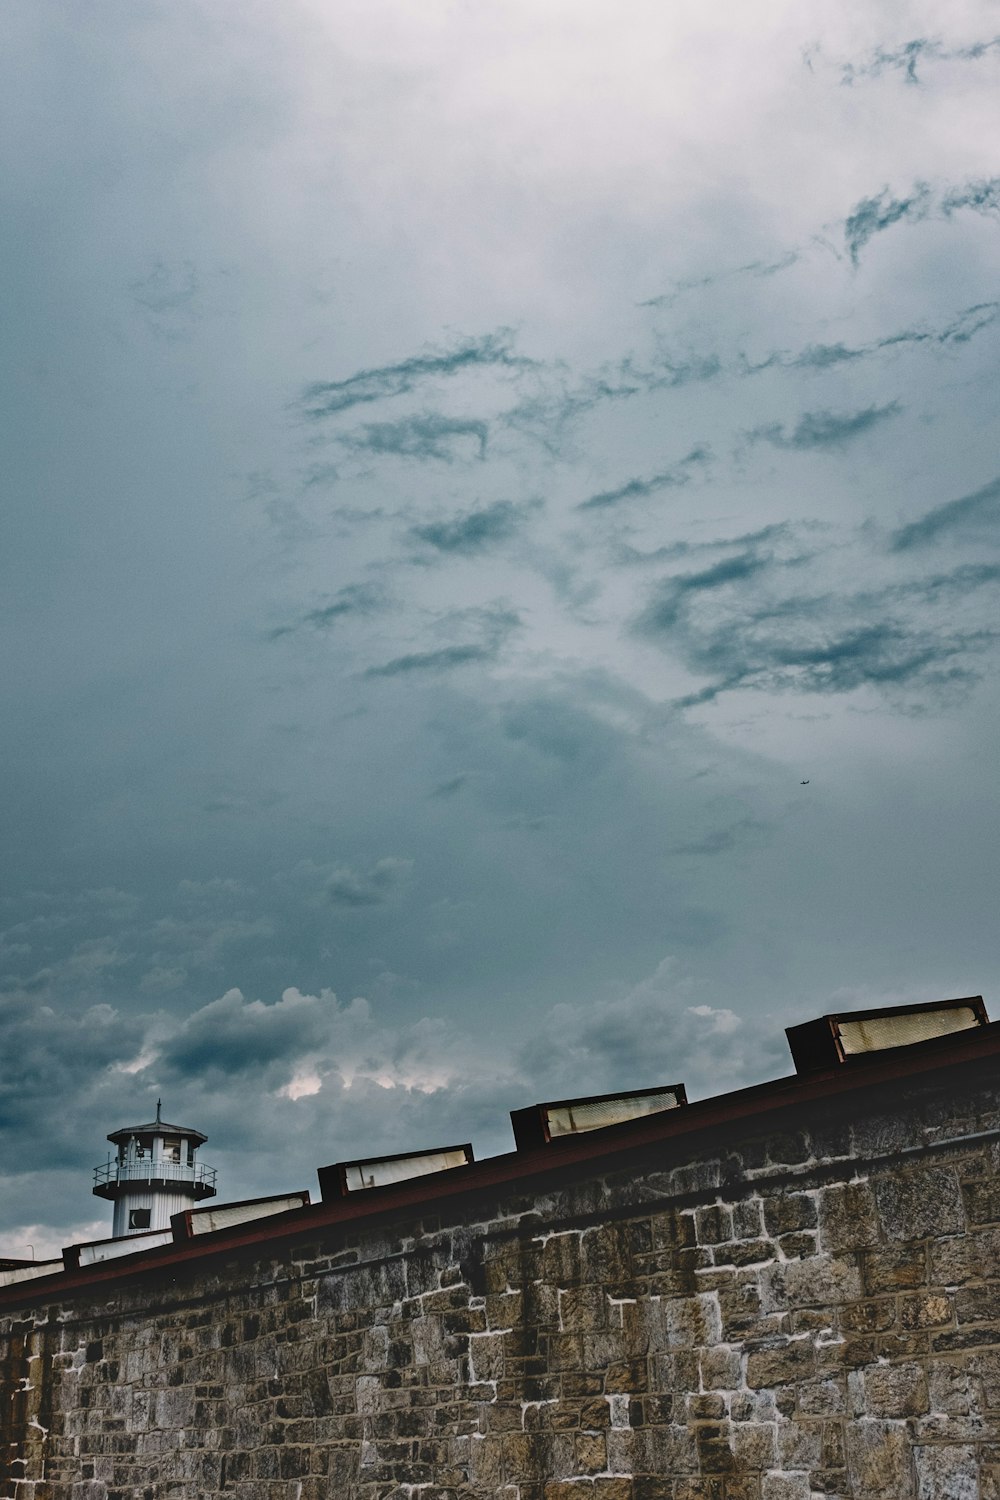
93, 1101, 217, 1237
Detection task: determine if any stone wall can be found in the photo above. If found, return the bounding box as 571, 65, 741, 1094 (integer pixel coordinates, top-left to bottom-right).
3, 1057, 1000, 1500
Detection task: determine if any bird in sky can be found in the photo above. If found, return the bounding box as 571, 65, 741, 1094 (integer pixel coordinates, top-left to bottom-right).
800, 780, 810, 785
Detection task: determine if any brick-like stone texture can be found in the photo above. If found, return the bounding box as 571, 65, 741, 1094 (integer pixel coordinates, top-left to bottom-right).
3, 1067, 1000, 1498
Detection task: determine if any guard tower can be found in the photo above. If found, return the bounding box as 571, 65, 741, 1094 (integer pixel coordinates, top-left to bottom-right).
93, 1101, 217, 1237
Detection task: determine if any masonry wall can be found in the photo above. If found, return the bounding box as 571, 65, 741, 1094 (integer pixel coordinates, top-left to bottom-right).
3, 1059, 1000, 1500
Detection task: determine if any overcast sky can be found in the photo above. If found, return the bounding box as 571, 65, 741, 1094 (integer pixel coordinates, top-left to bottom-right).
2, 0, 1000, 1257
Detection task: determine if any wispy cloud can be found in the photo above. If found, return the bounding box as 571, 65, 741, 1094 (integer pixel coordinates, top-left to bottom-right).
640, 553, 771, 633
891, 475, 1000, 550
752, 301, 1000, 375
942, 178, 1000, 218
636, 537, 1000, 708
339, 414, 489, 462
747, 402, 901, 450
302, 331, 529, 418
365, 604, 520, 677
505, 351, 722, 445
844, 186, 933, 263
268, 584, 380, 640
673, 619, 987, 709
614, 521, 796, 569
639, 252, 799, 309
411, 498, 528, 554
845, 179, 1000, 262
842, 35, 1000, 86
365, 643, 494, 677
577, 447, 711, 512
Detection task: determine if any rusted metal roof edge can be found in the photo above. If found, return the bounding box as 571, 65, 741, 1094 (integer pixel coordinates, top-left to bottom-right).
4, 1021, 1000, 1310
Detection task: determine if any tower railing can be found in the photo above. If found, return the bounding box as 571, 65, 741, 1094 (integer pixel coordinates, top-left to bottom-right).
92, 1159, 217, 1190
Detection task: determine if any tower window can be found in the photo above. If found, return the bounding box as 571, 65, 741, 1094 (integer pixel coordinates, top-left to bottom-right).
128, 1209, 151, 1230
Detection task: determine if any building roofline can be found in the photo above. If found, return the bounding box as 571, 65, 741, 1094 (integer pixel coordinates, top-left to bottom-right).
5, 1020, 1000, 1309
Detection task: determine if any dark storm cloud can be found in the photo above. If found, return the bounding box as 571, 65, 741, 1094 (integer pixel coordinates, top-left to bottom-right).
842, 36, 1000, 86
577, 447, 711, 511
748, 402, 902, 450
339, 414, 490, 461
268, 583, 380, 640
302, 331, 529, 418
411, 499, 527, 554
0, 989, 149, 1160
891, 475, 1000, 551
157, 986, 337, 1077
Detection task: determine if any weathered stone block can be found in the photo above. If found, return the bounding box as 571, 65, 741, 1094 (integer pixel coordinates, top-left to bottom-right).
777, 1232, 817, 1260
731, 1420, 777, 1470
873, 1167, 965, 1240
763, 1194, 818, 1238
761, 1470, 811, 1500
574, 1430, 607, 1472
699, 1346, 741, 1390
745, 1338, 815, 1388
861, 1361, 929, 1418
696, 1206, 733, 1246
731, 1198, 765, 1240
861, 1246, 927, 1295
963, 1180, 1000, 1226
759, 1255, 862, 1313
796, 1374, 847, 1416
544, 1483, 633, 1500
913, 1443, 977, 1499
818, 1183, 880, 1252
900, 1294, 952, 1330
955, 1283, 1000, 1324
845, 1418, 914, 1499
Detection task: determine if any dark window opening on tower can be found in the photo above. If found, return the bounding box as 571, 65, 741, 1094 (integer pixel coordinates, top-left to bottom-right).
128, 1209, 151, 1230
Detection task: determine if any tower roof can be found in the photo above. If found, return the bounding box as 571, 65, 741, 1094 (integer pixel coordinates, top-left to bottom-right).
106, 1100, 207, 1147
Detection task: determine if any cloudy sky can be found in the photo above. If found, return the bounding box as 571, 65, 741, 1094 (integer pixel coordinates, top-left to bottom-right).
2, 0, 999, 1257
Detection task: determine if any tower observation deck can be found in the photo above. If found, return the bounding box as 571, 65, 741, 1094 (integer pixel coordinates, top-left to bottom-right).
92, 1100, 217, 1238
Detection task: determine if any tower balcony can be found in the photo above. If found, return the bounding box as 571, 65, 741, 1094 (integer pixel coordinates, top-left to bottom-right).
92, 1158, 217, 1201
